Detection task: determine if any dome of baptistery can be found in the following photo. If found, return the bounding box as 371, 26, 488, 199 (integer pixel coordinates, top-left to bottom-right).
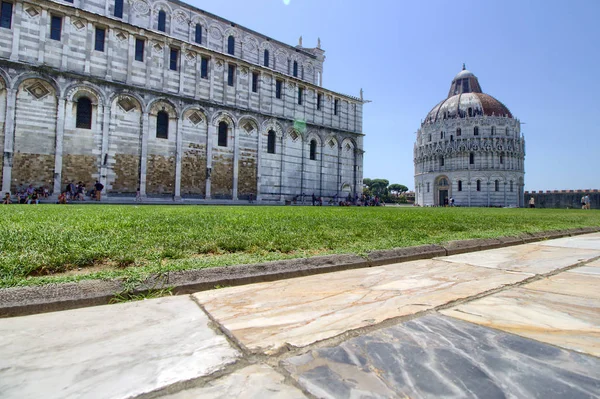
413, 65, 525, 207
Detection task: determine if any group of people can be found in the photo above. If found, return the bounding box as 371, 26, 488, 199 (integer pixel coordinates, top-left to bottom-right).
2, 184, 48, 204
1, 180, 105, 205
61, 180, 104, 202
581, 194, 591, 210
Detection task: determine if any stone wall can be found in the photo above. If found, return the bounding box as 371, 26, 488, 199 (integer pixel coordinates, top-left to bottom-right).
525, 190, 599, 209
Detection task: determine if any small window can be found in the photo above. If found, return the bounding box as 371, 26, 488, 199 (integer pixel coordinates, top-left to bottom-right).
76, 97, 92, 129
458, 180, 462, 192
476, 180, 481, 191
275, 79, 282, 99
94, 27, 105, 52
263, 49, 269, 67
218, 121, 228, 147
114, 0, 123, 18
317, 93, 322, 110
427, 182, 430, 193
500, 154, 504, 164
301, 65, 304, 80
440, 156, 444, 167
267, 130, 276, 154
227, 64, 235, 86
474, 126, 479, 136
456, 128, 461, 136
157, 10, 166, 32
468, 107, 473, 117
309, 139, 317, 160
334, 99, 339, 115
440, 131, 444, 139
495, 180, 499, 192
491, 126, 495, 135
156, 111, 169, 139
506, 127, 510, 136
169, 47, 178, 71
428, 134, 431, 142
194, 24, 202, 44
470, 152, 474, 165
200, 57, 208, 79
0, 1, 13, 29
510, 181, 514, 192
227, 35, 235, 55
293, 61, 298, 77
135, 38, 144, 62
298, 87, 303, 105
50, 15, 62, 41
252, 72, 259, 93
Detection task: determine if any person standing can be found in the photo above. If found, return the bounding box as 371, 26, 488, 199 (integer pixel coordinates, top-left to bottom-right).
94, 180, 104, 201
529, 197, 535, 208
585, 194, 591, 210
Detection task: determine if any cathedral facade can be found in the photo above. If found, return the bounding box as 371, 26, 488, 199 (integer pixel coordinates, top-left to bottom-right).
0, 0, 364, 201
414, 66, 525, 207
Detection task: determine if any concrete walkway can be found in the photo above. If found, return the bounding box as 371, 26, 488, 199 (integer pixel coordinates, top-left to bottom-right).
1, 234, 600, 398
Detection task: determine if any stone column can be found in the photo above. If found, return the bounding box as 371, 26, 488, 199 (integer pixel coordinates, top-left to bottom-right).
105, 27, 113, 81
52, 97, 67, 195
279, 135, 285, 203
205, 124, 215, 199
84, 22, 93, 74
232, 126, 239, 200
174, 116, 182, 199
178, 44, 185, 94
9, 2, 22, 61
256, 128, 263, 201
38, 9, 47, 64
139, 111, 149, 197
209, 58, 214, 100
126, 33, 134, 85
336, 143, 342, 198
100, 102, 111, 196
1, 88, 16, 194
61, 16, 70, 71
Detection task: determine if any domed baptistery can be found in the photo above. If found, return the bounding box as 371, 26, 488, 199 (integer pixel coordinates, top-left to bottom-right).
414, 65, 525, 207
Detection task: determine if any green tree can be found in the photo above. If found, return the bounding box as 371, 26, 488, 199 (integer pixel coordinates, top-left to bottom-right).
369, 179, 389, 197
388, 184, 408, 196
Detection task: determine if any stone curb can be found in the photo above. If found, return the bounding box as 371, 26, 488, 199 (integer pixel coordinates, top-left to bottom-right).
1, 227, 598, 318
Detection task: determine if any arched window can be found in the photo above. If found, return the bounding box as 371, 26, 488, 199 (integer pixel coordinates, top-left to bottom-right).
491, 126, 495, 135
157, 10, 166, 32
309, 139, 317, 160
218, 121, 228, 147
156, 111, 169, 139
227, 36, 235, 55
293, 60, 298, 77
495, 180, 500, 191
476, 180, 481, 191
263, 49, 269, 67
474, 126, 479, 136
469, 152, 474, 165
510, 181, 514, 192
500, 154, 504, 164
267, 130, 276, 154
458, 180, 462, 191
439, 156, 444, 167
468, 107, 473, 117
440, 131, 444, 139
195, 24, 202, 44
428, 134, 431, 142
456, 128, 461, 136
76, 97, 92, 129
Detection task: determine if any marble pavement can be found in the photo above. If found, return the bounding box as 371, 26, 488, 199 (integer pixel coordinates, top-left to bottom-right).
1, 234, 600, 398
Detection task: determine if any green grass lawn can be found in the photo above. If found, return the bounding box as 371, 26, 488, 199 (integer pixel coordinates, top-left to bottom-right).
1, 205, 599, 288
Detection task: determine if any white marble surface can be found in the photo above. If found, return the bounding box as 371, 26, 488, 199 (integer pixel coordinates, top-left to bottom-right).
537, 232, 600, 250
194, 260, 529, 354
442, 272, 600, 357
159, 364, 307, 398
0, 296, 240, 399
438, 243, 600, 274
570, 265, 600, 276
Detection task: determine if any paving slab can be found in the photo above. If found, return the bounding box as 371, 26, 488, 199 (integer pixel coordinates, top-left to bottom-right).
441, 271, 600, 357
0, 296, 240, 399
537, 232, 600, 250
437, 243, 600, 274
284, 315, 600, 399
158, 364, 307, 398
193, 259, 529, 354
570, 265, 600, 275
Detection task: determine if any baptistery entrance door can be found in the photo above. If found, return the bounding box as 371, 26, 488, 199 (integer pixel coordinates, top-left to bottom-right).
435, 176, 450, 206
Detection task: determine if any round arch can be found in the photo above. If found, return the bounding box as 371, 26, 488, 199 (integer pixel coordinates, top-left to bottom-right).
435, 175, 450, 206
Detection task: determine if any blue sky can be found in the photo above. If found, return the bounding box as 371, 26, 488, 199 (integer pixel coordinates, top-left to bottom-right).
188, 0, 599, 191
